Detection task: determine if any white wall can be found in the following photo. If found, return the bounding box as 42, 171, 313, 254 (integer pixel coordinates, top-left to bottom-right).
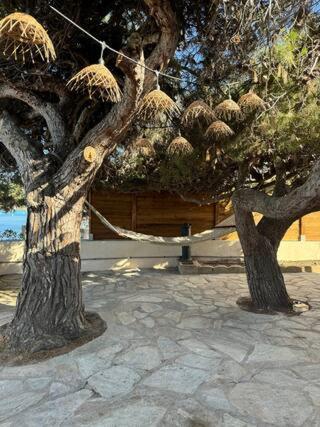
0, 241, 24, 275
1, 239, 320, 275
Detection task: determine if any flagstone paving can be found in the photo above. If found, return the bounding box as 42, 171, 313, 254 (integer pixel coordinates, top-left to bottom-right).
0, 271, 320, 426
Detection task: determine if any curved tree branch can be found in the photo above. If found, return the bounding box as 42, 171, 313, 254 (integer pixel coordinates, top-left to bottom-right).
0, 111, 43, 187
0, 83, 66, 146
232, 160, 320, 220
24, 76, 69, 108
52, 0, 179, 194
143, 0, 180, 89
52, 47, 146, 193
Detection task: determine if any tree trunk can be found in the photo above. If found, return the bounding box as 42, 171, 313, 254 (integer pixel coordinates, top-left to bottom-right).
6, 193, 87, 352
242, 232, 291, 310
234, 204, 292, 311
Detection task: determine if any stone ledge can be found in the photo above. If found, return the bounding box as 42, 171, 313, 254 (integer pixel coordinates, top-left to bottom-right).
178, 259, 320, 274
178, 260, 245, 275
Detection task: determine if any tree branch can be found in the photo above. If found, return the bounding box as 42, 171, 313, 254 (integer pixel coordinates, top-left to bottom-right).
52, 47, 146, 193
52, 0, 179, 195
73, 105, 94, 143
144, 0, 180, 90
0, 111, 43, 187
24, 76, 69, 108
232, 160, 320, 220
0, 83, 66, 146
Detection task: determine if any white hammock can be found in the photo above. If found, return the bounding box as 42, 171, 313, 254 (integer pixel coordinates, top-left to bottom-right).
85, 200, 236, 246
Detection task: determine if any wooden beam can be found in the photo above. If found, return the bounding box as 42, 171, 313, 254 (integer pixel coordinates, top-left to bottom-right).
132, 193, 137, 231
213, 203, 217, 227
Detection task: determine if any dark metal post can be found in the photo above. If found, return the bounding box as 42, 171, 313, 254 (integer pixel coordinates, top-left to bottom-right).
181, 223, 192, 262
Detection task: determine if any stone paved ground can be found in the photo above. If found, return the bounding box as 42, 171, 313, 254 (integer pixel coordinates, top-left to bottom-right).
0, 271, 320, 426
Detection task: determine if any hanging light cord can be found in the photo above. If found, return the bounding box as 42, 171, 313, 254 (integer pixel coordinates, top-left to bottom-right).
50, 5, 181, 82
99, 43, 106, 65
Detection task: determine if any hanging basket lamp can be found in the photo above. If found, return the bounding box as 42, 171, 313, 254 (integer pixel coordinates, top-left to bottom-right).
67, 42, 121, 102
238, 92, 265, 114
132, 138, 155, 157
181, 100, 216, 126
167, 136, 193, 156
138, 71, 180, 122
0, 12, 56, 62
214, 99, 242, 122
67, 64, 121, 102
205, 120, 234, 142
138, 89, 180, 122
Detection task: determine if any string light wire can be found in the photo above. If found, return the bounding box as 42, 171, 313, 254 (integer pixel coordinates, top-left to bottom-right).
49, 5, 181, 82
49, 4, 320, 93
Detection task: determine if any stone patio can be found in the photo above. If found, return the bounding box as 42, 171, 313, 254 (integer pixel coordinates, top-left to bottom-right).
0, 271, 320, 426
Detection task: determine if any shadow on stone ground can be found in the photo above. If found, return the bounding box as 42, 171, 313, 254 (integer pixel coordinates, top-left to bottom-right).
0, 270, 319, 426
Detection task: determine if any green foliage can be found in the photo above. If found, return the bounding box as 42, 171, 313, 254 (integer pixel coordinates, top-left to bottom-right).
0, 172, 24, 212
273, 29, 307, 69
0, 1, 319, 201
0, 229, 24, 241
269, 97, 320, 153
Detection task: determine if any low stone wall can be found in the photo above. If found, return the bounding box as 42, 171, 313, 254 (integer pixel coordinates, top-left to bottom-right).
1, 239, 320, 275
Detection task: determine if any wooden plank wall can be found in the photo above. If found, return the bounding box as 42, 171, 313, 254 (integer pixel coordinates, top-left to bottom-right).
302, 212, 320, 240
136, 193, 214, 236
90, 191, 215, 240
218, 206, 320, 241
90, 190, 320, 241
90, 192, 133, 240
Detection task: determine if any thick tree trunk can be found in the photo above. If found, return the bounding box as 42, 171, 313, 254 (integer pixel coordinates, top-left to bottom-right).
234, 204, 292, 311
6, 193, 87, 352
242, 232, 291, 310
0, 0, 179, 353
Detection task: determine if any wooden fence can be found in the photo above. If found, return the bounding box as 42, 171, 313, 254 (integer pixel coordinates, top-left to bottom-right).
89, 190, 320, 241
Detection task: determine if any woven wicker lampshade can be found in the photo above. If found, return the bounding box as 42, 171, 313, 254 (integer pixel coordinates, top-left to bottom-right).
138, 89, 180, 122
214, 99, 242, 122
67, 64, 121, 102
167, 136, 193, 156
205, 120, 234, 142
0, 12, 56, 62
238, 92, 265, 114
132, 138, 155, 157
181, 100, 216, 126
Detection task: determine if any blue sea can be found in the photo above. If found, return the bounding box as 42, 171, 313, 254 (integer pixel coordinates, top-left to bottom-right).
0, 210, 27, 236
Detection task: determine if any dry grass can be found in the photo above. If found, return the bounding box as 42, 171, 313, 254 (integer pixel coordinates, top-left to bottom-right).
67, 64, 121, 102
0, 12, 56, 62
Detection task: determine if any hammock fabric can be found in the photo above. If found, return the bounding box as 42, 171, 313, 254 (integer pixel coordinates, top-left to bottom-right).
85, 201, 236, 246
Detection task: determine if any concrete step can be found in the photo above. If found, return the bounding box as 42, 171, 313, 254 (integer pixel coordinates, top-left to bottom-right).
199, 257, 244, 266
178, 259, 320, 274
178, 260, 245, 275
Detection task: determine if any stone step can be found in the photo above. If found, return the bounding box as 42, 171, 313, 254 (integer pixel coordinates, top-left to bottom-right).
178, 259, 320, 274
178, 261, 245, 275
199, 257, 244, 266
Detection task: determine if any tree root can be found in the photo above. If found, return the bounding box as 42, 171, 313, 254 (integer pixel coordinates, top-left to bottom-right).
237, 296, 310, 316
0, 311, 106, 365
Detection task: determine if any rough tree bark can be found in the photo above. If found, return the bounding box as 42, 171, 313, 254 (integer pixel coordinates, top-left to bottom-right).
7, 193, 85, 352
232, 162, 320, 310
0, 0, 179, 352
234, 203, 293, 310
